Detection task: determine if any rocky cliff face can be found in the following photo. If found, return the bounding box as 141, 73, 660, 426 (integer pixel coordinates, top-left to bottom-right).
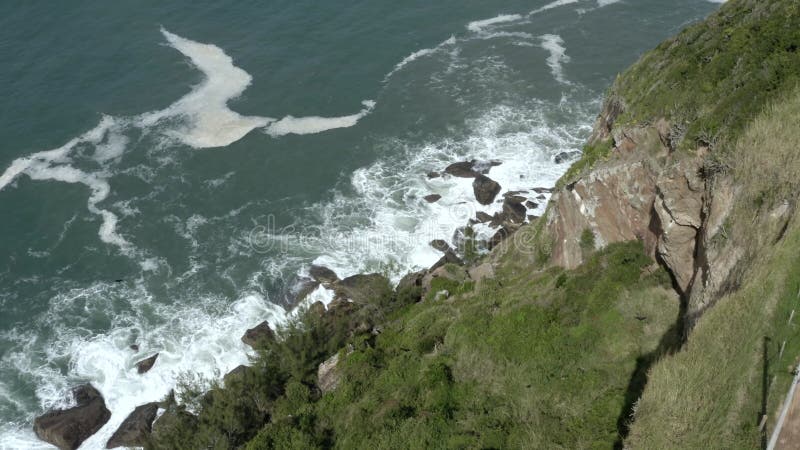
543, 98, 743, 327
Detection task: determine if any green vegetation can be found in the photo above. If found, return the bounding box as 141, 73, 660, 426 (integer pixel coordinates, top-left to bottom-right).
148, 243, 678, 449
555, 140, 613, 189
612, 0, 800, 150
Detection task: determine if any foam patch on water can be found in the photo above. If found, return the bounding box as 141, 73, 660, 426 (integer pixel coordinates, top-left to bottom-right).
0, 29, 376, 257
540, 34, 571, 84
265, 101, 376, 137
384, 36, 457, 81
467, 14, 524, 33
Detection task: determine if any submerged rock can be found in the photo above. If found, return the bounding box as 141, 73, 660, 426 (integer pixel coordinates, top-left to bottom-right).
472, 175, 502, 205
34, 384, 111, 450
241, 321, 275, 349
135, 354, 159, 374
106, 402, 159, 449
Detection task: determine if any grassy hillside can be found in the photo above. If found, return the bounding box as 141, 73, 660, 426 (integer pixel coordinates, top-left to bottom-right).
612, 0, 800, 151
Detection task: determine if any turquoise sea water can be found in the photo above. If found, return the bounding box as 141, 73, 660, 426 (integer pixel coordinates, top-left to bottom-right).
0, 1, 721, 447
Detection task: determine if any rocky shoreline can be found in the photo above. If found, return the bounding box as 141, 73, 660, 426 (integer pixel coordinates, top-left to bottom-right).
32, 153, 575, 450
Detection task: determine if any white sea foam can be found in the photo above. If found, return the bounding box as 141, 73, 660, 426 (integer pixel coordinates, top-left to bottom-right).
530, 0, 581, 16
265, 101, 376, 137
467, 14, 524, 33
540, 34, 571, 84
597, 0, 622, 6
384, 36, 457, 81
0, 29, 376, 257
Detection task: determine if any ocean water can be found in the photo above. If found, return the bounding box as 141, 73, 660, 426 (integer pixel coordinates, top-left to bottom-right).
0, 1, 722, 448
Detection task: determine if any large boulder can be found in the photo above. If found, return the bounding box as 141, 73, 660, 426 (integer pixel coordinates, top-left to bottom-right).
472, 175, 502, 205
33, 384, 111, 450
444, 161, 479, 178
106, 402, 159, 449
503, 197, 528, 224
135, 354, 158, 374
241, 321, 275, 349
333, 273, 393, 305
429, 239, 452, 253
318, 353, 342, 394
309, 265, 339, 284
429, 249, 464, 272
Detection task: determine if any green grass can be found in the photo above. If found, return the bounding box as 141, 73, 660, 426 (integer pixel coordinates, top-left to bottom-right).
612, 0, 800, 151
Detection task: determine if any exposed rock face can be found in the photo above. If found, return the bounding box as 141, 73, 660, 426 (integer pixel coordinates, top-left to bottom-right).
223, 365, 249, 385
318, 353, 341, 394
135, 354, 159, 374
473, 175, 502, 205
429, 239, 451, 253
309, 265, 339, 284
502, 198, 527, 224
542, 98, 738, 325
34, 384, 111, 450
106, 402, 159, 449
241, 321, 275, 349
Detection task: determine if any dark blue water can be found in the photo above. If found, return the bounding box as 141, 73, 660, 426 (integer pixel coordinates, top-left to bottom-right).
0, 1, 721, 447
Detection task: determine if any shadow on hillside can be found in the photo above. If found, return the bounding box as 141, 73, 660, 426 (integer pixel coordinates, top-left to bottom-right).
613, 285, 687, 449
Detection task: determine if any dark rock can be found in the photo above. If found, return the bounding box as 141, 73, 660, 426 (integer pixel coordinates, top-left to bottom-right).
504, 195, 527, 204
309, 265, 339, 284
503, 199, 528, 224
537, 194, 546, 200
554, 151, 581, 164
424, 194, 442, 203
106, 402, 159, 449
223, 365, 249, 385
475, 211, 493, 223
488, 227, 510, 250
334, 274, 393, 305
532, 187, 553, 194
241, 321, 275, 349
34, 384, 111, 450
129, 344, 139, 352
444, 161, 479, 178
135, 354, 158, 374
504, 190, 528, 197
525, 200, 539, 209
429, 239, 451, 253
397, 271, 425, 292
427, 171, 441, 179
489, 212, 507, 228
430, 250, 464, 272
307, 301, 326, 318
528, 215, 540, 222
472, 175, 502, 205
